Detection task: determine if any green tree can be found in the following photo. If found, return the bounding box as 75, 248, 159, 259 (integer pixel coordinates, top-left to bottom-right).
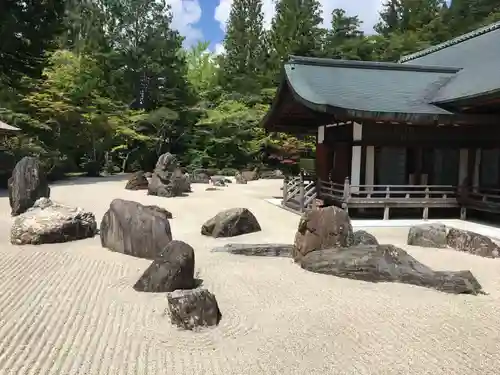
268, 0, 324, 82
182, 41, 220, 101
0, 0, 66, 85
324, 9, 366, 60
218, 0, 268, 94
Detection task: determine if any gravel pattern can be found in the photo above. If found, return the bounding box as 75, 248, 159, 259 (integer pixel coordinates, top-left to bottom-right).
0, 177, 499, 374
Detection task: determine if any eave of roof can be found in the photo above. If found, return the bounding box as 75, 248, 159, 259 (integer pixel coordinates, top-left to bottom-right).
0, 120, 20, 133
400, 21, 500, 63
289, 55, 460, 74
284, 56, 456, 120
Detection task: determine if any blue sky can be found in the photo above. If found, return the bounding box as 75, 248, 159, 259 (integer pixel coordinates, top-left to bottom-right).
169, 0, 451, 54
198, 1, 225, 52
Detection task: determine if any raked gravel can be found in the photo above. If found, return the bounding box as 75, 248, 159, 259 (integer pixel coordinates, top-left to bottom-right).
0, 176, 499, 374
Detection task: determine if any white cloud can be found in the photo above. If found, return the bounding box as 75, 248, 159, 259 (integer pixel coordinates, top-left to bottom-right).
214, 43, 226, 56
166, 0, 203, 46
214, 0, 384, 34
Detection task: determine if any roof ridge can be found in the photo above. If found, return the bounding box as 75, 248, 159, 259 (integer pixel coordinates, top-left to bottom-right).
287, 55, 460, 74
400, 21, 500, 63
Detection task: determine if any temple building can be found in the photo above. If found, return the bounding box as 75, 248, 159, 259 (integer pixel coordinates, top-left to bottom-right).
262, 22, 500, 218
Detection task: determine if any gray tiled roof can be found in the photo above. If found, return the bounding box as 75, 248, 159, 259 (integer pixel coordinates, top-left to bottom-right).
400, 21, 500, 103
400, 21, 500, 67
432, 61, 500, 103
285, 56, 455, 116
0, 120, 20, 132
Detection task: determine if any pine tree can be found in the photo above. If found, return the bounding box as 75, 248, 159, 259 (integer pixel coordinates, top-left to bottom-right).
324, 9, 365, 60
0, 0, 66, 85
268, 0, 324, 82
218, 0, 267, 94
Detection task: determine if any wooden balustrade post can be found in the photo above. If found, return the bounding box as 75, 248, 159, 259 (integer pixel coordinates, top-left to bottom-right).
299, 178, 305, 212
423, 187, 430, 220
383, 186, 390, 220
282, 178, 288, 204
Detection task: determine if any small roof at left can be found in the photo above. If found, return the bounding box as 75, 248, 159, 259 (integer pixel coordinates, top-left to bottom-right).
0, 120, 20, 133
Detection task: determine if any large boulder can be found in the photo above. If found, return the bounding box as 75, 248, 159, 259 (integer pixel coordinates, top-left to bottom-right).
235, 172, 247, 184
179, 172, 192, 192
351, 230, 379, 246
125, 171, 149, 190
148, 153, 185, 197
190, 170, 211, 184
133, 240, 195, 292
11, 198, 97, 245
201, 208, 261, 238
300, 244, 484, 295
407, 223, 447, 248
9, 156, 50, 216
167, 288, 222, 330
100, 199, 172, 259
155, 152, 178, 172
241, 169, 259, 181
446, 228, 500, 258
294, 206, 353, 260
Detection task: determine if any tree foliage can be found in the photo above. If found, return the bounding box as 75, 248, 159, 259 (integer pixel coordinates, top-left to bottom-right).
0, 0, 499, 181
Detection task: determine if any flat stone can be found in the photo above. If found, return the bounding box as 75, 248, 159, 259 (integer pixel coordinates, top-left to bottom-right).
211, 243, 293, 257
300, 244, 484, 295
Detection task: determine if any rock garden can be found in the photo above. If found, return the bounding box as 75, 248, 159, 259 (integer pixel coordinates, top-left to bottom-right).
6, 153, 499, 333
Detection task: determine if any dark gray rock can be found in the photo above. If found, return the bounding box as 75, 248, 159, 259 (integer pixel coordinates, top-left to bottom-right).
241, 169, 259, 181
351, 230, 379, 246
294, 206, 353, 261
100, 199, 172, 259
125, 171, 149, 190
300, 244, 484, 295
446, 228, 500, 258
179, 172, 192, 192
155, 152, 178, 172
210, 176, 227, 186
148, 153, 186, 197
9, 156, 50, 216
191, 171, 210, 184
407, 223, 447, 248
260, 170, 284, 179
211, 243, 293, 257
134, 240, 195, 292
148, 170, 185, 197
205, 187, 219, 191
167, 288, 222, 330
235, 172, 247, 184
11, 198, 97, 245
201, 208, 261, 238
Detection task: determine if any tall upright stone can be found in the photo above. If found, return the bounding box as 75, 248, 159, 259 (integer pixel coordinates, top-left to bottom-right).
8, 156, 50, 216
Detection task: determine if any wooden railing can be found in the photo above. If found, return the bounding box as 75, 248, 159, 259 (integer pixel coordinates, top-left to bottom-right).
319, 177, 458, 219
282, 172, 317, 213
459, 186, 500, 217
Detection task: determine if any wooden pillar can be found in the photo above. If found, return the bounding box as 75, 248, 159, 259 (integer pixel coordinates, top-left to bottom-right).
473, 148, 481, 191
458, 148, 468, 185
315, 125, 330, 181
365, 146, 375, 186
350, 122, 362, 193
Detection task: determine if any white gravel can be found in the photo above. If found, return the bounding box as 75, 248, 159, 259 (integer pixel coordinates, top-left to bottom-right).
0, 176, 499, 374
